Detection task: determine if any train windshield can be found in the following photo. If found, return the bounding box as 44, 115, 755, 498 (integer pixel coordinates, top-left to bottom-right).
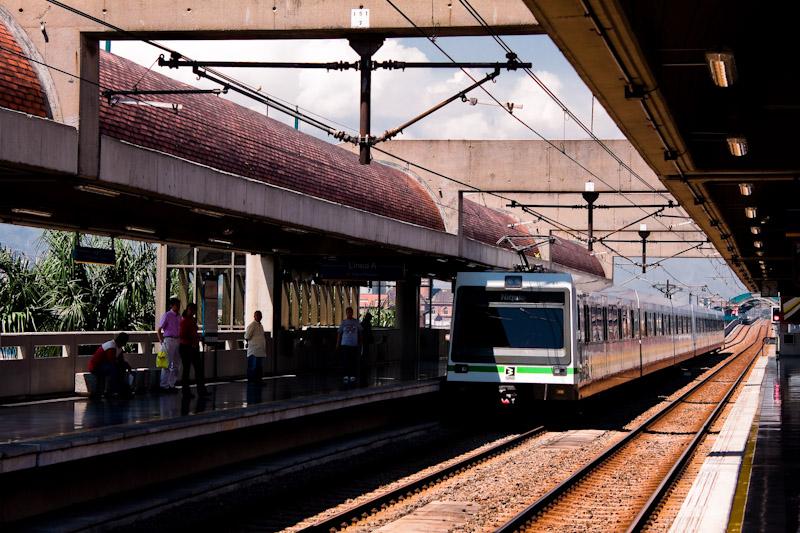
451, 287, 565, 358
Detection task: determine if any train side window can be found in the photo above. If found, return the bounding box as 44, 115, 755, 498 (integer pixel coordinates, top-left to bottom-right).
644, 312, 649, 337
584, 305, 591, 342
591, 306, 603, 342
656, 313, 662, 336
631, 310, 638, 338
622, 308, 629, 339
618, 308, 624, 339
602, 307, 609, 341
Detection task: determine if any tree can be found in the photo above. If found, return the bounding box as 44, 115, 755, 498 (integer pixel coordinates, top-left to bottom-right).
0, 231, 157, 333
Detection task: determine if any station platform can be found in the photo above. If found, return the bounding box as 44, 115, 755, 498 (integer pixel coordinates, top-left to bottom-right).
0, 375, 440, 524
740, 353, 800, 531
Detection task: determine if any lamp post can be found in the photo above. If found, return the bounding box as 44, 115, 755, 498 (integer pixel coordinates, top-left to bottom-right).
638, 223, 651, 273
582, 181, 599, 251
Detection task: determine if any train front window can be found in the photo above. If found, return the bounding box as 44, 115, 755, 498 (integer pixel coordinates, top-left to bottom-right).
451, 287, 565, 358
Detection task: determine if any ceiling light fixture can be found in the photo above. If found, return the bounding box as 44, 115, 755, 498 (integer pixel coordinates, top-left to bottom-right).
750, 226, 761, 235
208, 238, 232, 246
706, 52, 736, 87
727, 137, 748, 157
738, 183, 753, 196
756, 250, 764, 256
191, 207, 225, 218
76, 184, 120, 197
11, 208, 52, 218
745, 207, 757, 219
753, 240, 763, 249
125, 225, 155, 235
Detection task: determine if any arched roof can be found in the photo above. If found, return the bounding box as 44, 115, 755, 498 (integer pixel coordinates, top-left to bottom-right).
99, 52, 446, 232
0, 21, 48, 118
550, 236, 605, 278
462, 199, 539, 256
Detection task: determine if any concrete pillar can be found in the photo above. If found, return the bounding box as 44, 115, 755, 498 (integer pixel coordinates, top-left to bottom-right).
154, 244, 168, 328
396, 276, 420, 381
244, 254, 277, 334
78, 35, 99, 177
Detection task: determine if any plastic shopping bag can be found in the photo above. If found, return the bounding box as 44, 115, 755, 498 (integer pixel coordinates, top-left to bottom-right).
156, 349, 168, 369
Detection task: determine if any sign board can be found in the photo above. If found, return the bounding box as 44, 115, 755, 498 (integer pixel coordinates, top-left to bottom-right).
201, 272, 218, 339
73, 245, 115, 265
762, 280, 779, 298
319, 260, 405, 281
351, 8, 370, 28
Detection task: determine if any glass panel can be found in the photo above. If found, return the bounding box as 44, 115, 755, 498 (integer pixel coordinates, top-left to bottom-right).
167, 245, 193, 265
451, 287, 565, 357
197, 248, 231, 266
234, 253, 246, 266
167, 268, 195, 310
218, 271, 232, 327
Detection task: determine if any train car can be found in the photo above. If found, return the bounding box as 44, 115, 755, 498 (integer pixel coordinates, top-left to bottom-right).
446, 271, 724, 401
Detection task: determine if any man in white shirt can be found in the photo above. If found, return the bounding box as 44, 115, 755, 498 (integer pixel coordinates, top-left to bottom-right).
244, 310, 267, 381
337, 307, 362, 386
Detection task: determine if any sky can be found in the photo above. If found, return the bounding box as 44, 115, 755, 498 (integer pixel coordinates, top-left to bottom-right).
0, 32, 747, 302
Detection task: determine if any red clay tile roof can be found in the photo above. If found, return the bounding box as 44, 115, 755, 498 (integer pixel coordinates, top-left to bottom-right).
462, 200, 539, 256
551, 236, 605, 278
0, 22, 48, 118
98, 52, 445, 232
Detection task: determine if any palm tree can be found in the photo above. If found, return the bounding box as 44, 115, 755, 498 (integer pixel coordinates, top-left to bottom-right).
0, 231, 157, 334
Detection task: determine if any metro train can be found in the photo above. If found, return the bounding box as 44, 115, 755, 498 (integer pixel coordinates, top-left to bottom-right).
446, 272, 725, 401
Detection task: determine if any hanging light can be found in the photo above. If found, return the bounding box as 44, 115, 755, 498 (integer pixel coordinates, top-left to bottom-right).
745, 207, 757, 219
750, 226, 761, 235
706, 52, 737, 87
738, 183, 752, 196
727, 137, 748, 156
753, 240, 763, 249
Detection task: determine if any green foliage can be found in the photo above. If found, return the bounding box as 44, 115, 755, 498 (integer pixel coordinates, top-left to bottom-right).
0, 231, 156, 333
361, 307, 396, 328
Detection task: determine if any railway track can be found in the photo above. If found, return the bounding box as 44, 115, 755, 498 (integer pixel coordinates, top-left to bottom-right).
495, 321, 769, 533
301, 425, 546, 532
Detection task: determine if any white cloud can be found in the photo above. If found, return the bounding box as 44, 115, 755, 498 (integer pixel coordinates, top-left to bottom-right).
108, 37, 624, 141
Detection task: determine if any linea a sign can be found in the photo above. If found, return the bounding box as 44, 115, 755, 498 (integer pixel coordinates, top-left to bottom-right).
73, 245, 115, 265
319, 260, 405, 280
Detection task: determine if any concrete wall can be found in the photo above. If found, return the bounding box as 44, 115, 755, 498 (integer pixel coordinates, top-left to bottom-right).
0, 330, 248, 399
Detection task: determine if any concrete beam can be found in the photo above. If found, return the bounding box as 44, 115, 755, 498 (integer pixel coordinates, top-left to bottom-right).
97, 135, 521, 269
3, 0, 539, 128
0, 107, 77, 174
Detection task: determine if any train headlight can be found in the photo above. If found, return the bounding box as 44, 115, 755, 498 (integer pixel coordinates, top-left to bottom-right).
454, 364, 469, 373
552, 366, 567, 376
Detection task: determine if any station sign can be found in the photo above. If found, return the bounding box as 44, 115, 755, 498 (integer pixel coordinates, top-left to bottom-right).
73, 245, 115, 266
351, 8, 370, 28
319, 260, 405, 281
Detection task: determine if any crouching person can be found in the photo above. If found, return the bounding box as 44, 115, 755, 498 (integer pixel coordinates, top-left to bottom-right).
87, 332, 130, 399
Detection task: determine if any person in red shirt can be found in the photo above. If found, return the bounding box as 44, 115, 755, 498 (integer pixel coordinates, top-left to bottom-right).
88, 332, 130, 399
179, 303, 208, 397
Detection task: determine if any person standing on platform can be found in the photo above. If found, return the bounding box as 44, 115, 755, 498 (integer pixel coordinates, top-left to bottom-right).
244, 310, 267, 382
157, 297, 181, 392
337, 307, 362, 386
179, 303, 208, 397
360, 311, 374, 387
88, 332, 130, 399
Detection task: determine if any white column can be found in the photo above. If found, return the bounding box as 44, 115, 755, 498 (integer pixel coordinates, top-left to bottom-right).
245, 254, 277, 333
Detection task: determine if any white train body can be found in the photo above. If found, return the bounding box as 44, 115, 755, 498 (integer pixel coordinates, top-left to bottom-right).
446, 272, 724, 400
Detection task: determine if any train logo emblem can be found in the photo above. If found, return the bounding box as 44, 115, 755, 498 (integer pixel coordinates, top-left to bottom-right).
505, 366, 516, 378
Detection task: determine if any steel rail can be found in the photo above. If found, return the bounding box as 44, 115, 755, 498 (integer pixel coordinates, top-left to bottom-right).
495, 323, 765, 533
301, 425, 546, 532
627, 333, 770, 531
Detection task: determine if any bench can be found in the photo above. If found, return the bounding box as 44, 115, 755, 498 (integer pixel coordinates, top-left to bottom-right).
74, 368, 151, 396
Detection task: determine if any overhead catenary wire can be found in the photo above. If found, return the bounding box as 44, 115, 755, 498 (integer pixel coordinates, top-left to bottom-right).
35, 0, 717, 275
383, 0, 702, 256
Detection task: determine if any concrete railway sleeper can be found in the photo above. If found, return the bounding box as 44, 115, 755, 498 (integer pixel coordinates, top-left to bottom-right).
494, 322, 769, 533
300, 425, 545, 532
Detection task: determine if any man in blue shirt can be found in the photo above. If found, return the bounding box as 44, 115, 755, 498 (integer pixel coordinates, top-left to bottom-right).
337, 307, 362, 386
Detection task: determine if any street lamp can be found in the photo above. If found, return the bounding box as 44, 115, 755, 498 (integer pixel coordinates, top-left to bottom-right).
638, 223, 651, 273
582, 181, 599, 251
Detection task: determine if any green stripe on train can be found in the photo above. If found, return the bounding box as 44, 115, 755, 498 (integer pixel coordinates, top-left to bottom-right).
448, 365, 574, 375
